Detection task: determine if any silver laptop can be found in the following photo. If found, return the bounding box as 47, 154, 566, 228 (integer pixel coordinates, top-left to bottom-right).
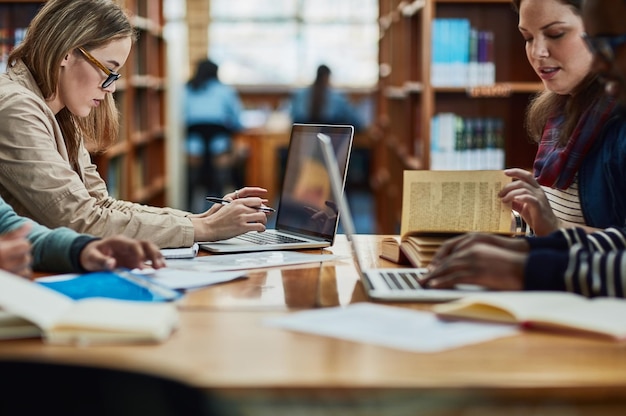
318, 132, 482, 302
200, 124, 354, 253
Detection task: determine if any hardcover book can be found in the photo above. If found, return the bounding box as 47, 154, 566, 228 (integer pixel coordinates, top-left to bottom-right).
381, 170, 516, 267
0, 270, 179, 345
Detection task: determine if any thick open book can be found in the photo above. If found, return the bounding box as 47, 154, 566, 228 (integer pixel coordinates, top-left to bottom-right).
0, 270, 179, 345
433, 292, 626, 340
380, 170, 515, 267
380, 232, 464, 266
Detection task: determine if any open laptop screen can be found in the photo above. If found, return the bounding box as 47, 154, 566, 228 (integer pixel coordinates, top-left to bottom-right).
274, 124, 354, 242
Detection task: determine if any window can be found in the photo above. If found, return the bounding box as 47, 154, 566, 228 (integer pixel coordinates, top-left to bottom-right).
208, 0, 379, 87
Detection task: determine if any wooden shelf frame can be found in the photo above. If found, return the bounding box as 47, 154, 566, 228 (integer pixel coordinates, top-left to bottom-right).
374, 0, 543, 233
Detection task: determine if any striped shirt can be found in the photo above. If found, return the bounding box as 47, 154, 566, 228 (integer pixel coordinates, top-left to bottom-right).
541, 176, 585, 226
525, 227, 626, 298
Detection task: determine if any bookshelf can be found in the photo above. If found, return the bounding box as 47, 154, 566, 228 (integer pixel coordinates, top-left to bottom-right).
0, 0, 167, 207
96, 0, 167, 207
0, 2, 40, 74
373, 0, 543, 233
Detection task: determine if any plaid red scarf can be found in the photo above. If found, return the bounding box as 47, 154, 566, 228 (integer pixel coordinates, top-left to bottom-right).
534, 96, 617, 190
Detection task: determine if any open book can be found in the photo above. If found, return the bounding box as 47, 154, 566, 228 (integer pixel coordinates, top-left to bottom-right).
380, 170, 515, 267
433, 292, 626, 340
0, 270, 179, 345
380, 232, 464, 266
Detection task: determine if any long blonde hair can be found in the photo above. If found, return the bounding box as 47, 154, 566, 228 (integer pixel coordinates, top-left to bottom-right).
9, 0, 136, 168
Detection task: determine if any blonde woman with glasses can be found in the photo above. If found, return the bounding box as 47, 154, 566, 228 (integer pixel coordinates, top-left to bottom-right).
0, 0, 270, 248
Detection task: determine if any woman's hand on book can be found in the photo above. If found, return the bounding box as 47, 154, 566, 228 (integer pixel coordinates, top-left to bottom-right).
423, 233, 529, 290
499, 168, 561, 236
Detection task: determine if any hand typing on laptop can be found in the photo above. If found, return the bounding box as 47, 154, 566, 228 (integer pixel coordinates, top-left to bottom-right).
420, 232, 528, 291
318, 130, 484, 301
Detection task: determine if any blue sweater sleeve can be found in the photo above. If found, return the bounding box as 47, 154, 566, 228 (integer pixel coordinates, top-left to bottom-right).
0, 198, 96, 272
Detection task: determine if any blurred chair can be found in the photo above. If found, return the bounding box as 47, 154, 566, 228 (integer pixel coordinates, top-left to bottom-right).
0, 359, 216, 415
186, 122, 244, 211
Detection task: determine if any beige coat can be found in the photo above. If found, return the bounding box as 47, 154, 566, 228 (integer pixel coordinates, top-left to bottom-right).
0, 61, 194, 248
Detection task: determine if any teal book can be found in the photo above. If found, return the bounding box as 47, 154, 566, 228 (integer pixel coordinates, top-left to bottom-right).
37, 270, 181, 302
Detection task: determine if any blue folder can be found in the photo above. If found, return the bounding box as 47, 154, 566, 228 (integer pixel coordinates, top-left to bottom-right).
37, 269, 181, 302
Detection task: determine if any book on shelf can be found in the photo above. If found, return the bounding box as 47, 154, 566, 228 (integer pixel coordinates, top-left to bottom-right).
0, 270, 179, 345
431, 18, 495, 87
433, 292, 626, 340
381, 170, 515, 267
430, 114, 505, 170
0, 24, 29, 73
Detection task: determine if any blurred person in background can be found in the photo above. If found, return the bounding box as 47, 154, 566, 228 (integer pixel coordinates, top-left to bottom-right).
184, 59, 246, 211
290, 64, 365, 131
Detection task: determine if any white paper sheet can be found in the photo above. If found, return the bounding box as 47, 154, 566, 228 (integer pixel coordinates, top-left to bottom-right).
264, 303, 519, 353
165, 251, 343, 272
37, 269, 246, 291
146, 268, 245, 290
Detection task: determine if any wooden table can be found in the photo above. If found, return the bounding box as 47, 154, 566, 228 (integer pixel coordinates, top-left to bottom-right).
5, 235, 626, 415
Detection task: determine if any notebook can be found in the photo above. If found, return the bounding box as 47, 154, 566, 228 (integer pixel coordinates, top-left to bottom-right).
200, 124, 354, 253
318, 132, 484, 302
36, 269, 182, 302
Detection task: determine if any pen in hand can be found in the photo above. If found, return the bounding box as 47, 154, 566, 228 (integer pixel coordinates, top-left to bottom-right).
206, 196, 276, 213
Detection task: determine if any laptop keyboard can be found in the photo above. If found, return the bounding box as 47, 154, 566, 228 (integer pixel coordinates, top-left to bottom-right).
379, 270, 426, 291
236, 232, 307, 245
